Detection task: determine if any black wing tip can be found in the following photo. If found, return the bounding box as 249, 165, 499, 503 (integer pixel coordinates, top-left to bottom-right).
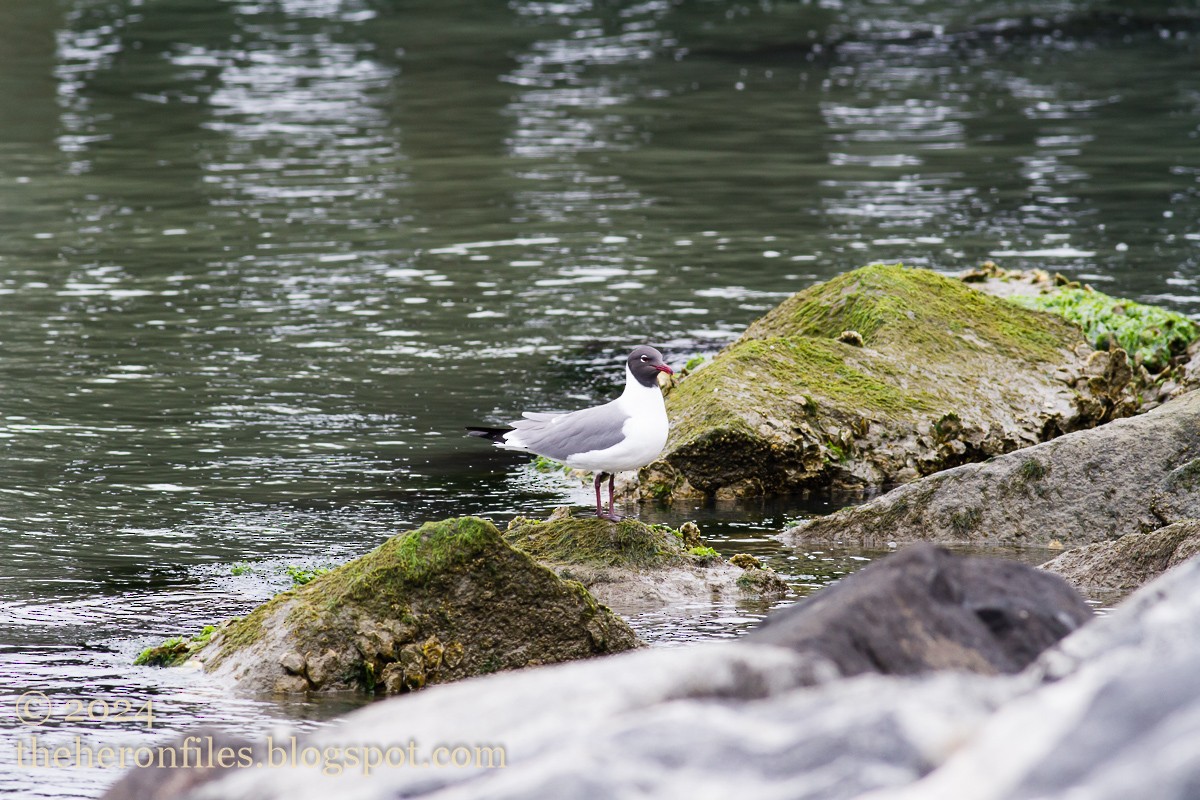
465, 426, 514, 442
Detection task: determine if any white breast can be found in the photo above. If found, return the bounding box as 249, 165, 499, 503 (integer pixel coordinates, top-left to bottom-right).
563, 372, 669, 473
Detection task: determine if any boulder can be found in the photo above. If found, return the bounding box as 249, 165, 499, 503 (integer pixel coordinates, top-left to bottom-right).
871, 552, 1200, 800
1183, 338, 1200, 395
103, 546, 1103, 800
503, 508, 789, 613
100, 727, 261, 800
191, 517, 640, 694
780, 389, 1200, 548
637, 263, 1144, 501
747, 542, 1091, 676
1040, 518, 1200, 602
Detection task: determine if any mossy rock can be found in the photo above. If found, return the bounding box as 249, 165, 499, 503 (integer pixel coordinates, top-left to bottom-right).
135, 624, 222, 668
736, 569, 790, 598
729, 553, 765, 570
504, 509, 789, 611
639, 263, 1147, 500
190, 517, 641, 694
504, 513, 694, 572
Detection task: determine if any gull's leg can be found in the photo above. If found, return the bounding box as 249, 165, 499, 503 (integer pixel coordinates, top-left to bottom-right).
593, 472, 605, 517
600, 472, 623, 522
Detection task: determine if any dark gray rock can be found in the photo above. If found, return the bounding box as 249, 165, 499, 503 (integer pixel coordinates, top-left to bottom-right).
101, 727, 261, 800
780, 389, 1200, 548
873, 553, 1200, 800
747, 543, 1092, 676
1040, 518, 1200, 602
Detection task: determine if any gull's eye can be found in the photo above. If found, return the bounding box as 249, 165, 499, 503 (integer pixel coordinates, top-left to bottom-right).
640, 355, 649, 361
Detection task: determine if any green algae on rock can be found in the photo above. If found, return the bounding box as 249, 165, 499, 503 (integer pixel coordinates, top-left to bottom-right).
190, 516, 641, 694
638, 263, 1147, 500
961, 262, 1199, 404
1011, 287, 1196, 372
964, 262, 1198, 373
504, 512, 693, 572
135, 624, 220, 667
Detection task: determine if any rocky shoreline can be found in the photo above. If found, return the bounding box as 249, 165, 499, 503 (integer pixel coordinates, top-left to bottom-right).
108, 262, 1200, 798
107, 543, 1200, 800
779, 388, 1200, 549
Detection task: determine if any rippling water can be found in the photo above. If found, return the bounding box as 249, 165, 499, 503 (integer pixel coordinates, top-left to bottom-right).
1, 1, 1197, 796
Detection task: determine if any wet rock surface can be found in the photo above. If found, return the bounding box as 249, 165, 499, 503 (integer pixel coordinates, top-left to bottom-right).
638, 263, 1150, 501
1183, 339, 1200, 395
103, 546, 1200, 800
191, 517, 641, 694
142, 510, 796, 697
780, 389, 1200, 548
1040, 518, 1200, 603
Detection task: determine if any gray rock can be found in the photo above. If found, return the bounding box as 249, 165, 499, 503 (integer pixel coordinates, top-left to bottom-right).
1040, 518, 1200, 602
114, 551, 1200, 800
869, 554, 1200, 800
781, 389, 1200, 548
748, 543, 1092, 676
100, 727, 264, 800
123, 646, 1013, 800
1181, 338, 1200, 395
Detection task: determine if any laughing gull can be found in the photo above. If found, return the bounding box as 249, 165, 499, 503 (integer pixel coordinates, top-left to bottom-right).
467, 345, 674, 521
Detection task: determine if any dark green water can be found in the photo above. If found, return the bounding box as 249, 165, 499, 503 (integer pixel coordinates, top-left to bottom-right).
1, 1, 1197, 795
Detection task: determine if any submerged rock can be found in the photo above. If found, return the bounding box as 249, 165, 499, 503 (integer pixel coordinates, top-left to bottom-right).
191, 517, 640, 694
1040, 518, 1200, 602
638, 263, 1144, 501
504, 508, 789, 613
134, 624, 219, 667
781, 389, 1200, 548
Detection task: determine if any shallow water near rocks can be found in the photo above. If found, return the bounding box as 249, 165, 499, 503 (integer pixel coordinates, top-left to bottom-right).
1, 2, 1195, 796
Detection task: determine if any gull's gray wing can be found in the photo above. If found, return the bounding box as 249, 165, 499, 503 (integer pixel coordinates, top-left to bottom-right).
508, 401, 630, 461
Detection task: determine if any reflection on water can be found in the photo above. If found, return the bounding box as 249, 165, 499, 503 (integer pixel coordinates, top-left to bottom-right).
0, 1, 1197, 796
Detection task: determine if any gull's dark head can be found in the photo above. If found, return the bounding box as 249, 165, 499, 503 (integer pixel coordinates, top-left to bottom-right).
627, 345, 673, 387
